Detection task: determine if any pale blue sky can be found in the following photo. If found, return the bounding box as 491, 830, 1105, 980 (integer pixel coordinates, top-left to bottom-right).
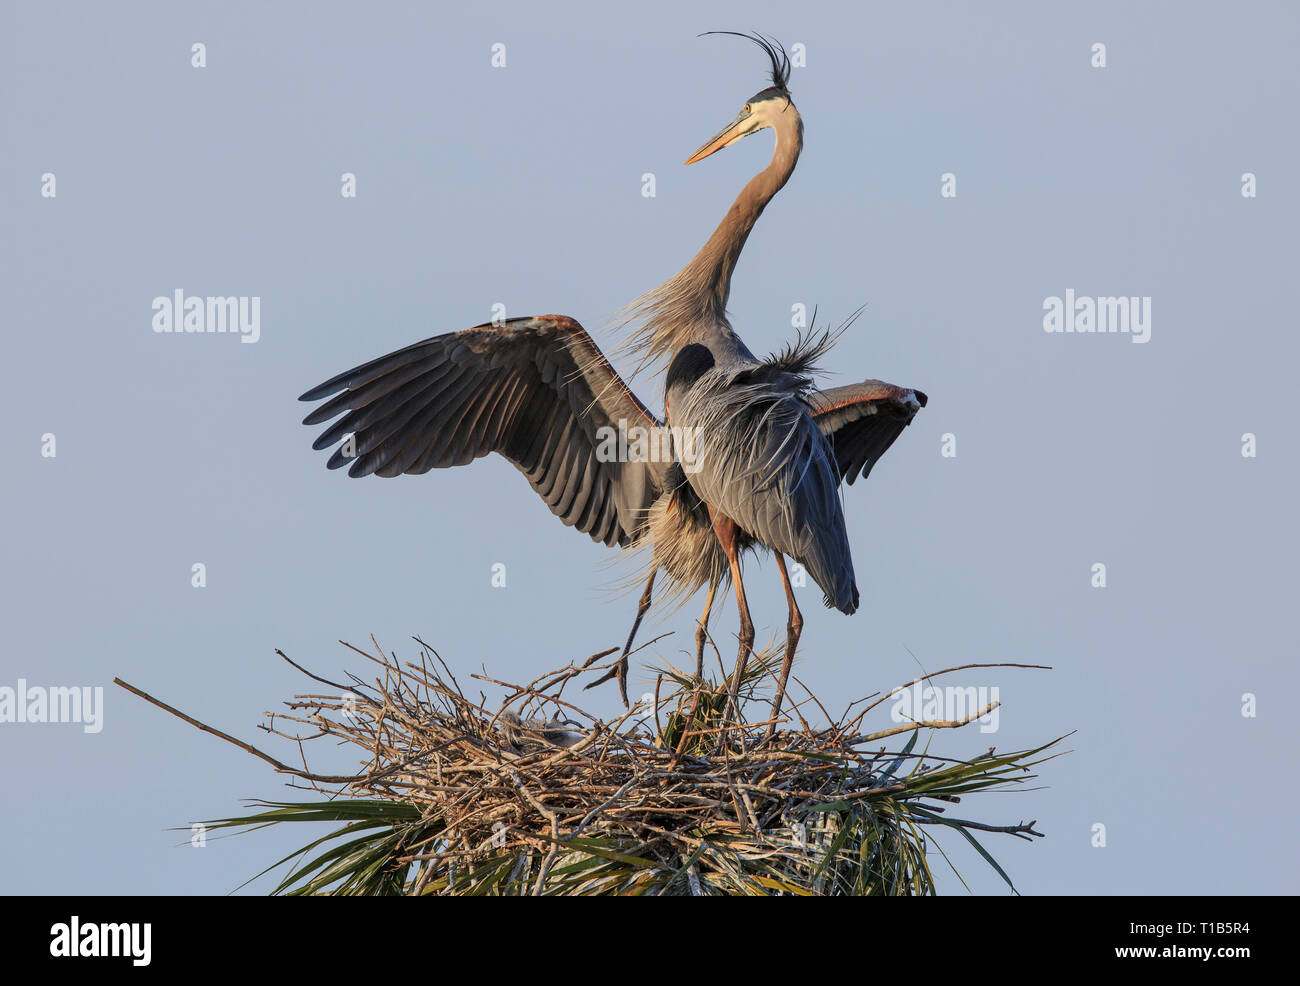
3, 0, 1297, 894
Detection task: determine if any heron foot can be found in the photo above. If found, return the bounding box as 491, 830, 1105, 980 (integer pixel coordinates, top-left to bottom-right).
584, 653, 629, 707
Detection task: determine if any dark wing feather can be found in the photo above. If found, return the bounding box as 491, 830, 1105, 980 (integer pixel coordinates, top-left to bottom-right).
808, 381, 927, 485
299, 315, 667, 548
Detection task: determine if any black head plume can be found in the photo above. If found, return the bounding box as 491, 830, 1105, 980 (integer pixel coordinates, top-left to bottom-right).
701, 31, 792, 96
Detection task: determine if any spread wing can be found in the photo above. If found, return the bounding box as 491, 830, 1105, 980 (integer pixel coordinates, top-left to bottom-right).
299, 315, 669, 547
808, 381, 927, 485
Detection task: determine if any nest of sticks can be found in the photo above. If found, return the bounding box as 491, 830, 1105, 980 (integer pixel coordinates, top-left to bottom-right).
116, 637, 1060, 895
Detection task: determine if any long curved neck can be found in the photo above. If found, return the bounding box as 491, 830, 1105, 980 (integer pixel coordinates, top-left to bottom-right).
693, 106, 803, 316
612, 104, 804, 378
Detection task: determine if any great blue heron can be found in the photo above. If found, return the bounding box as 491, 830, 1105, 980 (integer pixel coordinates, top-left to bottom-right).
298, 33, 926, 727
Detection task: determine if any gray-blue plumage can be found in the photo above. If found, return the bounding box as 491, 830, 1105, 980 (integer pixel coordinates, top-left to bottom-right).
665, 342, 859, 614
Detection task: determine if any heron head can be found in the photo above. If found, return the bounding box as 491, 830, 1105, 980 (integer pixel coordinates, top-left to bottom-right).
684, 33, 795, 166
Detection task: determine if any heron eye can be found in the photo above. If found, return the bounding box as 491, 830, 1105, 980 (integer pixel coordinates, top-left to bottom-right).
744, 103, 752, 113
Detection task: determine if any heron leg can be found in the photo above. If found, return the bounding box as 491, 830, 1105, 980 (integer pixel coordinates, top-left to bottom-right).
767, 552, 804, 738
585, 567, 655, 707
694, 581, 716, 681
710, 508, 754, 717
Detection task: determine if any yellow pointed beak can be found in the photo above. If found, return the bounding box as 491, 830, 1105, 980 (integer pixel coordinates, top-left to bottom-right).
684, 112, 749, 165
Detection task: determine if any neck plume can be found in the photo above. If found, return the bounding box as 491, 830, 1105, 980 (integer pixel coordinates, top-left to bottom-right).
614, 107, 804, 380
